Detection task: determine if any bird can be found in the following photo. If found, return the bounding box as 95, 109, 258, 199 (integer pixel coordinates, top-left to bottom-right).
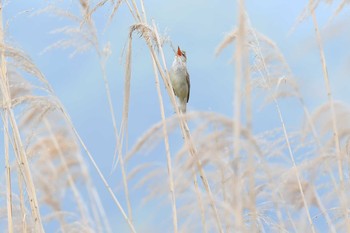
169, 46, 190, 113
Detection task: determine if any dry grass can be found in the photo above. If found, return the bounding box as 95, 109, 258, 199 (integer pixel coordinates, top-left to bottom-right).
1, 0, 350, 232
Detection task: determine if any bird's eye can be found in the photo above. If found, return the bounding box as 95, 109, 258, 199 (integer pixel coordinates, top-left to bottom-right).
182, 51, 186, 58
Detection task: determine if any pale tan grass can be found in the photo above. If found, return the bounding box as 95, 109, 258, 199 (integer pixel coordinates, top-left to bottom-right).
2, 110, 12, 233
3, 0, 350, 232
106, 0, 123, 27
121, 27, 134, 223
0, 5, 44, 232
0, 45, 48, 87
126, 16, 223, 231
1, 5, 124, 232
151, 45, 178, 232
39, 3, 134, 230
251, 19, 316, 233
309, 3, 350, 230
217, 26, 301, 112
41, 118, 92, 227
0, 192, 34, 232
216, 8, 320, 231
231, 7, 245, 232
129, 0, 142, 22
16, 106, 96, 229
290, 0, 349, 35
59, 104, 136, 232
125, 111, 273, 231
310, 101, 350, 144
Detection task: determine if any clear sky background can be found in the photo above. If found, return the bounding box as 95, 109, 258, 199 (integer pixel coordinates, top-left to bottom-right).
1, 0, 350, 232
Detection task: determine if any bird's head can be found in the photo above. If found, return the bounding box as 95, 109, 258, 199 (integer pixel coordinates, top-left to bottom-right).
176, 46, 187, 63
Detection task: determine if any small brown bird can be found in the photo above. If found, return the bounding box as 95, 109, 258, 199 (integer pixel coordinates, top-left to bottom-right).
169, 46, 190, 113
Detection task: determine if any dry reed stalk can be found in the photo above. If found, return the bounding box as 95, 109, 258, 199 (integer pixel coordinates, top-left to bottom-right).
245, 119, 258, 230
17, 170, 26, 232
262, 169, 289, 231
20, 109, 82, 229
4, 74, 44, 232
220, 167, 228, 232
313, 189, 337, 233
57, 106, 137, 232
126, 19, 224, 231
150, 21, 179, 232
217, 5, 317, 230
193, 169, 208, 233
125, 111, 262, 211
44, 4, 125, 203
79, 1, 122, 169
124, 21, 178, 230
309, 5, 350, 231
89, 186, 113, 233
151, 56, 178, 233
123, 0, 138, 23
42, 118, 92, 227
90, 0, 109, 17
129, 0, 142, 22
303, 102, 341, 233
125, 3, 221, 230
74, 2, 136, 228
242, 17, 257, 233
233, 1, 247, 231
333, 1, 348, 17
150, 30, 223, 232
99, 57, 121, 158
150, 25, 224, 233
309, 7, 343, 178
248, 25, 316, 233
0, 4, 44, 232
122, 34, 134, 223
107, 0, 123, 26
3, 111, 13, 233
151, 21, 210, 233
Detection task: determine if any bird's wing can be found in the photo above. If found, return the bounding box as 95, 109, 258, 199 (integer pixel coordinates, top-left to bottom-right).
186, 71, 190, 103
168, 69, 175, 94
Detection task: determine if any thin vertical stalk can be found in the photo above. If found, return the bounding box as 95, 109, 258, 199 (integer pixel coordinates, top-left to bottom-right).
8, 105, 45, 233
310, 6, 349, 231
80, 7, 130, 220
193, 170, 207, 233
147, 47, 224, 233
221, 168, 230, 232
310, 8, 343, 179
151, 56, 178, 233
139, 0, 147, 23
84, 3, 134, 227
99, 59, 120, 161
245, 64, 257, 232
250, 25, 316, 233
43, 118, 91, 228
89, 187, 113, 233
150, 21, 223, 233
129, 0, 141, 22
0, 3, 44, 232
59, 106, 136, 233
121, 36, 134, 223
18, 172, 26, 232
300, 98, 336, 232
233, 0, 246, 231
124, 0, 138, 22
3, 111, 13, 233
243, 19, 257, 233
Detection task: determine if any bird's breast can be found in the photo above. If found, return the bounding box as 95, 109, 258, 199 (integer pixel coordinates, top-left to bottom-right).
170, 69, 188, 99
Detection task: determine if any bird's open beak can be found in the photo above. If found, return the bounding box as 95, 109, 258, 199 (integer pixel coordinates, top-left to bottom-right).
177, 46, 182, 56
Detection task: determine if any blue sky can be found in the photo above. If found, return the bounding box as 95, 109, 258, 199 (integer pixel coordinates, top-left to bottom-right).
1, 0, 350, 232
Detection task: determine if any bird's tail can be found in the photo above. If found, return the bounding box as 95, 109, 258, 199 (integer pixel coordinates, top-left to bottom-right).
180, 100, 187, 113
